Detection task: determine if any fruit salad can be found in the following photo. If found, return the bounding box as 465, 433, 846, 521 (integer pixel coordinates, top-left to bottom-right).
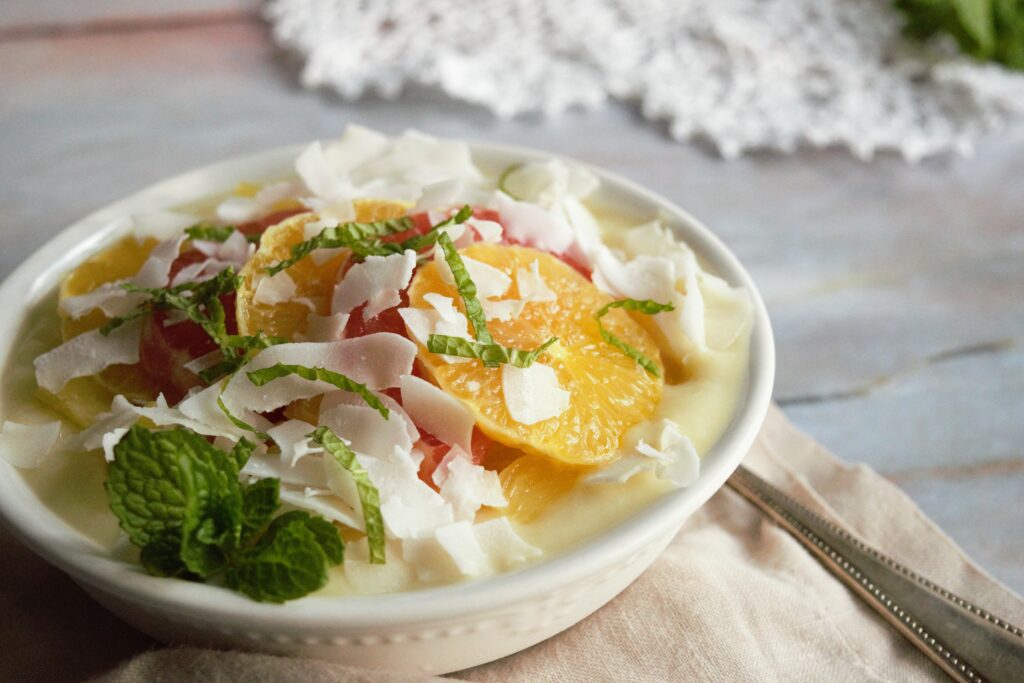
0, 127, 753, 602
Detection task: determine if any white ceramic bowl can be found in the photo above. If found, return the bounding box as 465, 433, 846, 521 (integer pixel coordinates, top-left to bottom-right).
0, 141, 774, 675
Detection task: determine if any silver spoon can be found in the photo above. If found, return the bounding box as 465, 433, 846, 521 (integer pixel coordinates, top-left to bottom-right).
726, 464, 1024, 683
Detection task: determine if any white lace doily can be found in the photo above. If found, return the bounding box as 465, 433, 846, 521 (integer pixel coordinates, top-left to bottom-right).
265, 0, 1024, 161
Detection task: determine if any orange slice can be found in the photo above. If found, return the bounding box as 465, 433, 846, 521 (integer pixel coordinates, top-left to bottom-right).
408, 243, 663, 465
236, 199, 410, 339
47, 236, 164, 424
499, 454, 589, 522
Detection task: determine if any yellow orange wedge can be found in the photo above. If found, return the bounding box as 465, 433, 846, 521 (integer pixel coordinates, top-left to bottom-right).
236, 199, 410, 339
498, 454, 588, 522
408, 243, 663, 465
48, 236, 164, 424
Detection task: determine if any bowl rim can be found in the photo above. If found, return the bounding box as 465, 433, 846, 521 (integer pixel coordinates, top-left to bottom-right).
0, 138, 775, 630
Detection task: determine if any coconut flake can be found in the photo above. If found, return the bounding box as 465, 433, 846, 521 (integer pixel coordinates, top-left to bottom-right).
34, 318, 143, 393
332, 250, 416, 320
132, 211, 200, 240
399, 374, 474, 453
413, 179, 489, 214
491, 192, 576, 254
587, 419, 700, 487
501, 160, 599, 208
266, 419, 322, 467
296, 141, 351, 201
277, 483, 363, 529
433, 250, 511, 300
398, 295, 473, 363
438, 454, 506, 521
473, 517, 542, 570
217, 334, 416, 414
253, 269, 299, 307
516, 260, 557, 303
502, 362, 570, 425
217, 182, 303, 224
592, 246, 703, 354
380, 500, 455, 539
242, 449, 330, 490
183, 350, 223, 375
402, 517, 539, 582
466, 217, 503, 243
319, 403, 414, 462
60, 234, 186, 320
301, 313, 349, 342
0, 421, 61, 469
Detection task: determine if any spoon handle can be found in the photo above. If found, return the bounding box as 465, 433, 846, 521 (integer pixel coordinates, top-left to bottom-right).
726, 464, 1024, 683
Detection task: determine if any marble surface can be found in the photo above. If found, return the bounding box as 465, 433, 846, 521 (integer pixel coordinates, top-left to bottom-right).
1, 1, 1021, 600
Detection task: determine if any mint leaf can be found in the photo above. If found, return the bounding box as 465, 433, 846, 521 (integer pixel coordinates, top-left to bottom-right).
226, 511, 342, 603
426, 334, 558, 367
241, 477, 280, 543
266, 217, 413, 275
106, 425, 212, 546
107, 425, 243, 574
186, 222, 236, 242
896, 0, 1024, 69
245, 363, 389, 420
309, 427, 386, 564
595, 299, 673, 378
302, 514, 346, 564
228, 437, 257, 472
140, 530, 188, 578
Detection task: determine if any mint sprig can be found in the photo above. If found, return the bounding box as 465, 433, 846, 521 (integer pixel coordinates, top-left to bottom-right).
225, 510, 344, 603
426, 334, 558, 368
245, 363, 390, 420
106, 424, 345, 602
595, 298, 674, 378
309, 426, 386, 565
186, 222, 261, 244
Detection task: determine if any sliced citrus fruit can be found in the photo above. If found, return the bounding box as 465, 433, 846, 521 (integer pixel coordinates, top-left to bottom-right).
59, 235, 159, 340
47, 236, 164, 423
498, 454, 588, 522
236, 199, 410, 339
408, 243, 663, 465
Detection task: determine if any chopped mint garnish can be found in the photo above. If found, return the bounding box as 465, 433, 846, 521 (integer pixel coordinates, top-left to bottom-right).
266, 217, 413, 275
217, 396, 270, 442
436, 230, 495, 354
198, 332, 285, 384
100, 266, 240, 340
186, 222, 260, 244
426, 334, 558, 368
265, 205, 475, 273
106, 424, 345, 602
309, 426, 386, 565
595, 298, 674, 377
245, 363, 389, 420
